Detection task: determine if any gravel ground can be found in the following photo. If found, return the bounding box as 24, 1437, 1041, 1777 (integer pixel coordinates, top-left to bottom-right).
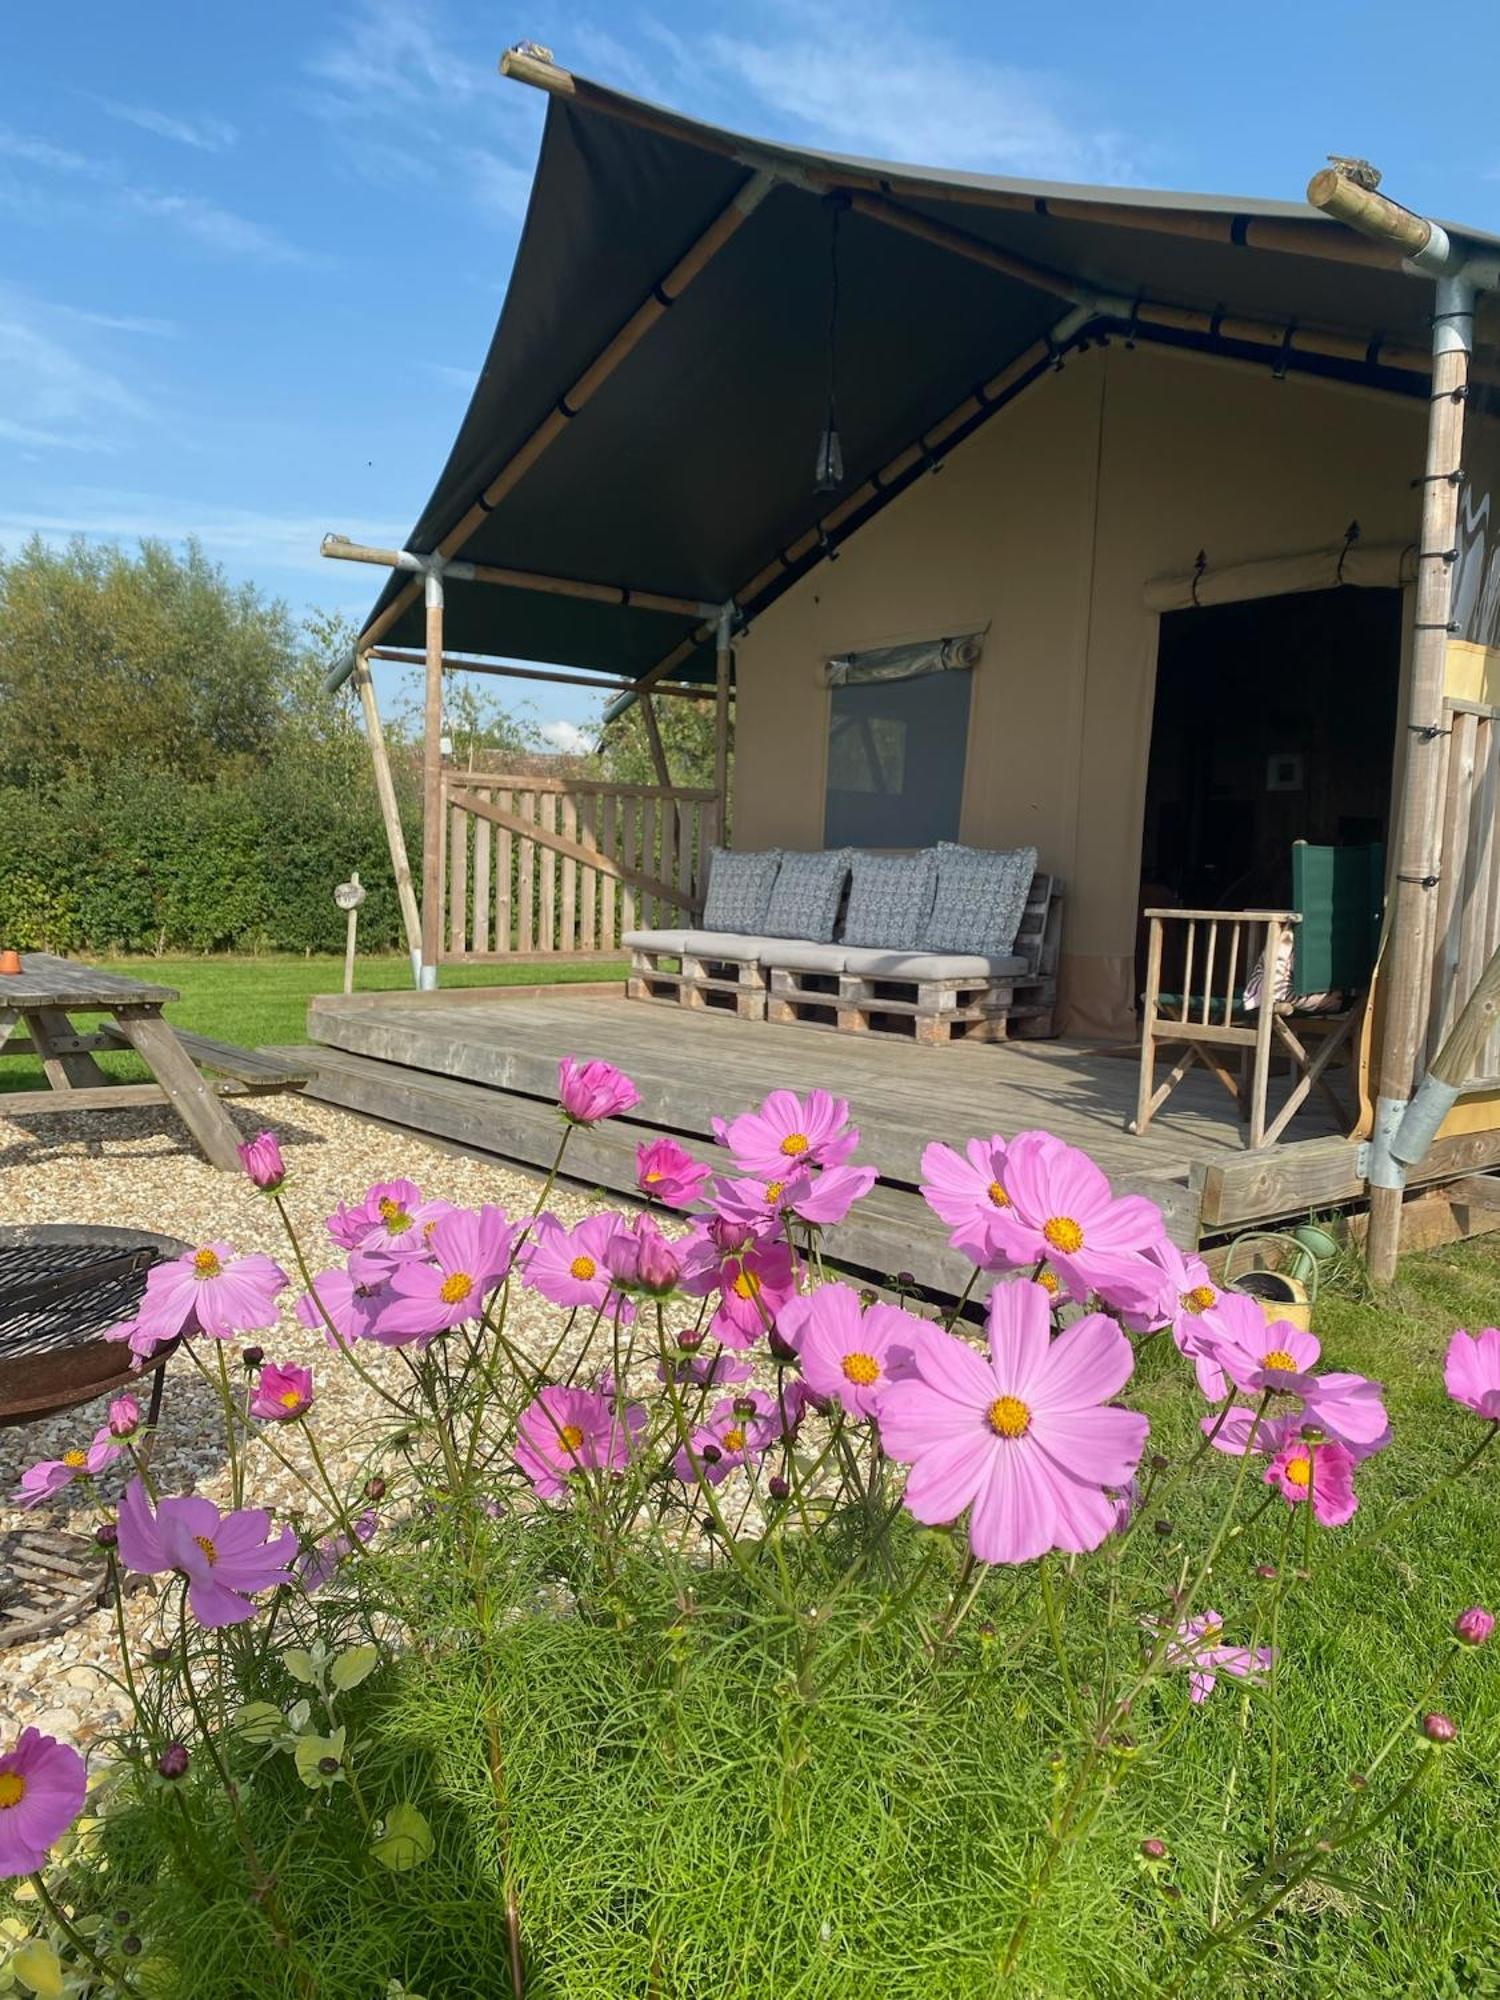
0, 1091, 611, 1744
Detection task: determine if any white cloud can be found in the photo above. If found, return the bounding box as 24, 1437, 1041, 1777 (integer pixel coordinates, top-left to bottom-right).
0, 493, 406, 577
96, 99, 238, 153
539, 717, 598, 756
0, 127, 94, 174
0, 310, 150, 456
117, 188, 319, 265
308, 0, 483, 106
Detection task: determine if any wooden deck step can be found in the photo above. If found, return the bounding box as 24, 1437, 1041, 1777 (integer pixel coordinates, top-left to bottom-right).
277, 1041, 985, 1297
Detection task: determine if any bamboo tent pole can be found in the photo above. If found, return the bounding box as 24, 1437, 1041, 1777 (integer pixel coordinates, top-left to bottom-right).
324, 535, 715, 620
367, 647, 709, 698
1303, 166, 1491, 1281
714, 606, 732, 831
419, 571, 446, 987
354, 167, 776, 654
637, 691, 673, 789
352, 654, 422, 975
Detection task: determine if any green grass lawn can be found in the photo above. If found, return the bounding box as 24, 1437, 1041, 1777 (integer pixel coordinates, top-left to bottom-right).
0, 953, 625, 1092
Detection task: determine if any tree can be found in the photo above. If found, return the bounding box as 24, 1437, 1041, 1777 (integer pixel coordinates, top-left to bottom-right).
0, 536, 294, 786
593, 690, 726, 791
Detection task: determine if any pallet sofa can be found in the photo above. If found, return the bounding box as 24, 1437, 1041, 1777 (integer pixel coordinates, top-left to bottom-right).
625, 844, 1062, 1044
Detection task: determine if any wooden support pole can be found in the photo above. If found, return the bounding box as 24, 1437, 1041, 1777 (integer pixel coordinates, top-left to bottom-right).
1367, 280, 1473, 1281
353, 654, 422, 974
638, 691, 672, 789
714, 607, 732, 832
419, 571, 445, 987
366, 648, 708, 699
1306, 170, 1439, 261
323, 535, 713, 620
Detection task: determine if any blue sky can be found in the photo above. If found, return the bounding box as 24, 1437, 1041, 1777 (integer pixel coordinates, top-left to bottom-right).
4, 0, 1498, 745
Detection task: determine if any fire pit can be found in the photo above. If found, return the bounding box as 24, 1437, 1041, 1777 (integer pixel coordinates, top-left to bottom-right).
1, 1223, 189, 1649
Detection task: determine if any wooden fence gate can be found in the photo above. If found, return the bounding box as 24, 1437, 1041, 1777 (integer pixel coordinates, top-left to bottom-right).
438, 771, 720, 963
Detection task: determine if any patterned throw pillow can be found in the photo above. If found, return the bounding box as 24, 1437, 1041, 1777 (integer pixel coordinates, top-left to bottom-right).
923, 844, 1038, 957
761, 849, 854, 942
841, 851, 939, 949
701, 848, 782, 933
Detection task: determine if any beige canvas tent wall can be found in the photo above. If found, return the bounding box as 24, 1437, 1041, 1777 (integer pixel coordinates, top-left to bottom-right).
734, 339, 1427, 1037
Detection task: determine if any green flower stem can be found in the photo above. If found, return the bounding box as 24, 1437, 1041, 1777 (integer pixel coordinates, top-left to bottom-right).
29, 1871, 141, 1999
1262, 1499, 1302, 1849
214, 1344, 244, 1508
1040, 1556, 1086, 1733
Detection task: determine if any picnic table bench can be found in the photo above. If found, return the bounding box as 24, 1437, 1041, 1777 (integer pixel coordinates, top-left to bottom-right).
0, 953, 304, 1170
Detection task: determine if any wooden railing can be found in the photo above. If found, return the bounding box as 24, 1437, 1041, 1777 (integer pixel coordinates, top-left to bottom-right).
439, 772, 720, 962
1427, 697, 1500, 1084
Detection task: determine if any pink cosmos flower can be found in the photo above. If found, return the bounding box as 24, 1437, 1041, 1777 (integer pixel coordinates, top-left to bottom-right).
515, 1385, 644, 1499
670, 1390, 780, 1485
919, 1136, 1016, 1260
712, 1089, 859, 1180
1265, 1435, 1358, 1526
327, 1179, 450, 1260
877, 1279, 1150, 1565
107, 1394, 141, 1439
116, 1478, 297, 1628
657, 1350, 754, 1389
378, 1206, 525, 1339
249, 1362, 314, 1422
680, 1233, 798, 1349
295, 1267, 393, 1350
237, 1130, 286, 1193
519, 1213, 633, 1319
711, 1163, 877, 1234
1196, 1296, 1389, 1451
558, 1057, 642, 1125
0, 1729, 87, 1878
131, 1242, 288, 1344
295, 1510, 378, 1595
783, 1282, 928, 1420
603, 1215, 682, 1296
13, 1424, 125, 1508
636, 1138, 711, 1209
1130, 1237, 1223, 1348
1164, 1611, 1275, 1704
974, 1131, 1168, 1311
1445, 1328, 1500, 1419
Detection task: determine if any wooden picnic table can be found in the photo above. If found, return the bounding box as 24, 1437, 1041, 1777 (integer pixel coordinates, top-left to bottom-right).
0, 953, 245, 1170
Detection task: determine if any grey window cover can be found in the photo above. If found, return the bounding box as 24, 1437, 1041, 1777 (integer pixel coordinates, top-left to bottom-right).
824, 631, 985, 688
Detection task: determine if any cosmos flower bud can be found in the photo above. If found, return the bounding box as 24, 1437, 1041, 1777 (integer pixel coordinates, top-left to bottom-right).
241, 1346, 265, 1371
121, 1937, 142, 1958
364, 1476, 387, 1503
318, 1755, 341, 1777
1139, 1838, 1167, 1860
157, 1743, 190, 1779
237, 1130, 287, 1193
700, 1445, 722, 1466
107, 1394, 141, 1439
1454, 1606, 1494, 1647
94, 1522, 118, 1548
675, 1328, 705, 1352
1150, 1453, 1169, 1473
768, 1475, 790, 1500
1421, 1712, 1458, 1744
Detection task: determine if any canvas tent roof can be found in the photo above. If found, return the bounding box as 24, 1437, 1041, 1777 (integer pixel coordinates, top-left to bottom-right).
355, 52, 1500, 691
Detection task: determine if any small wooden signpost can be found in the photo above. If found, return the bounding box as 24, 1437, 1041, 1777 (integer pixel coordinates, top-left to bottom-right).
335, 873, 367, 995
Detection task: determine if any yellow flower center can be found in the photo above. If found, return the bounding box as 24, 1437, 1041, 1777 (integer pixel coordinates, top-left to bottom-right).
643, 1169, 662, 1184
569, 1254, 597, 1282
765, 1180, 785, 1203
278, 1388, 304, 1410
780, 1132, 810, 1157
1262, 1348, 1297, 1372
192, 1248, 222, 1280
841, 1351, 880, 1386
987, 1395, 1032, 1439
439, 1271, 474, 1306
1182, 1285, 1217, 1314
731, 1268, 762, 1301
1199, 1620, 1223, 1643
1037, 1269, 1061, 1297
378, 1199, 413, 1234
1042, 1216, 1084, 1255
0, 1773, 25, 1809
62, 1449, 88, 1468
1284, 1454, 1312, 1489
194, 1534, 218, 1566
722, 1427, 746, 1454
987, 1181, 1010, 1209
557, 1424, 585, 1453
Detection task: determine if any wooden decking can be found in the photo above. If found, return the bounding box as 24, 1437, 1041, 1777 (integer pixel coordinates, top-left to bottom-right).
292, 983, 1371, 1296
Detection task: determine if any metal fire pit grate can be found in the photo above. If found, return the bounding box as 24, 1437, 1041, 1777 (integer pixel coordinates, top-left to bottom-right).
0, 1528, 111, 1649
0, 1225, 189, 1427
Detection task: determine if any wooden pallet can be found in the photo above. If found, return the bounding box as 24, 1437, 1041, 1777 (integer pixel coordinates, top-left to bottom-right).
627, 948, 768, 1019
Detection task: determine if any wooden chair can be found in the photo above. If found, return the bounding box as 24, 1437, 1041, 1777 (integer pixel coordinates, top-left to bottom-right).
1132, 842, 1383, 1148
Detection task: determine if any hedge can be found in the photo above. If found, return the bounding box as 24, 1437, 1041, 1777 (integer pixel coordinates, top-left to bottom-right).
0, 766, 419, 956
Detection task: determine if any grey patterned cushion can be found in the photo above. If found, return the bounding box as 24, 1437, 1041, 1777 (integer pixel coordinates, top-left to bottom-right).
923, 844, 1037, 956
841, 850, 938, 949
761, 849, 853, 942
701, 848, 781, 933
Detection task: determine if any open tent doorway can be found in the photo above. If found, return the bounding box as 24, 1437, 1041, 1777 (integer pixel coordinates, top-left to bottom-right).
1137, 586, 1402, 990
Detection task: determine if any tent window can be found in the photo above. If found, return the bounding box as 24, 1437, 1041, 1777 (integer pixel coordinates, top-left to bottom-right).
824, 669, 971, 847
